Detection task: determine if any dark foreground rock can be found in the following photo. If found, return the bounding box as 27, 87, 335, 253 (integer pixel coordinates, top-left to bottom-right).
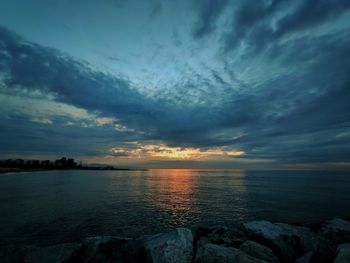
2, 218, 350, 263
26, 243, 81, 263
143, 228, 193, 263
195, 243, 267, 263
243, 220, 300, 263
67, 236, 144, 263
239, 240, 279, 263
320, 218, 350, 244
333, 243, 350, 263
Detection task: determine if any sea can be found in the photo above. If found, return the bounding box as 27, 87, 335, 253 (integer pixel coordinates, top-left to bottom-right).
1, 169, 350, 246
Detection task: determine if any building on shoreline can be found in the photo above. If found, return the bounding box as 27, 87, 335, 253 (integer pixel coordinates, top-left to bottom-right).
0, 157, 81, 169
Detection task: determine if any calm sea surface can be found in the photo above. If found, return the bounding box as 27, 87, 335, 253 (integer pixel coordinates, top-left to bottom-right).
1, 169, 350, 246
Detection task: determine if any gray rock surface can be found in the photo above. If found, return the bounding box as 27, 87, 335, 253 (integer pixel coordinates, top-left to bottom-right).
245, 221, 283, 240
25, 243, 80, 263
239, 240, 278, 263
334, 243, 350, 263
67, 236, 143, 263
295, 251, 313, 263
320, 218, 350, 244
144, 227, 193, 263
0, 245, 35, 263
277, 223, 336, 262
195, 243, 267, 263
4, 219, 350, 263
194, 225, 246, 249
244, 221, 299, 263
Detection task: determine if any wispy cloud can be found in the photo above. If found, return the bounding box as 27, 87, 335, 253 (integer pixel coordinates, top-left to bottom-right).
0, 0, 350, 169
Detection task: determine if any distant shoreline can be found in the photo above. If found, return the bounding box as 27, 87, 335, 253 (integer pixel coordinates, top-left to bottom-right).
0, 167, 146, 174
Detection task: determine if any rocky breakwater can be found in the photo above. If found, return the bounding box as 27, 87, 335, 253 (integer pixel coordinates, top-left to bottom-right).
2, 218, 350, 263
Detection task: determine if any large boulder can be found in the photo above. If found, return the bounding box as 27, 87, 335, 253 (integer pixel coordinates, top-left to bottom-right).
320, 218, 350, 245
295, 251, 313, 263
243, 221, 299, 263
143, 228, 193, 263
239, 240, 278, 263
195, 243, 268, 263
334, 243, 350, 263
0, 245, 35, 263
295, 251, 314, 263
194, 225, 246, 249
276, 223, 336, 262
67, 236, 144, 263
25, 243, 80, 263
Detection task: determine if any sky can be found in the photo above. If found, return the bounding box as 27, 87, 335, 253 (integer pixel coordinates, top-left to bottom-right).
0, 0, 350, 169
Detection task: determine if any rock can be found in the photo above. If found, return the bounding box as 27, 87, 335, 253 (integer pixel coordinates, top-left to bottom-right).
334, 243, 350, 263
25, 243, 80, 263
276, 223, 336, 262
0, 245, 35, 263
245, 221, 283, 240
194, 225, 246, 249
320, 218, 350, 244
144, 228, 193, 263
76, 236, 116, 261
5, 220, 350, 263
295, 251, 313, 263
243, 221, 299, 263
239, 240, 278, 263
67, 236, 144, 263
195, 243, 268, 263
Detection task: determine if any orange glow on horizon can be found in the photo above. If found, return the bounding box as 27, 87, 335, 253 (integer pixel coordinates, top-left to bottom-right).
110, 144, 246, 160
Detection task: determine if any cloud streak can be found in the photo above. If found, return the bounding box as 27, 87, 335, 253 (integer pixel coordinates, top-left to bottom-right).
0, 0, 350, 169
192, 0, 229, 38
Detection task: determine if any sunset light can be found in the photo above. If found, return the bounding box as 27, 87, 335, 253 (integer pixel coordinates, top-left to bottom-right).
1, 1, 350, 261
110, 144, 246, 160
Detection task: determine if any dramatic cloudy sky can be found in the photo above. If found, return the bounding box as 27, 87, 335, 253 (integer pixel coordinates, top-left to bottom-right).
0, 0, 349, 169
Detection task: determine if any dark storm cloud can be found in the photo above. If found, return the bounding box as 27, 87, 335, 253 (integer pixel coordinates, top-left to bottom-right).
200, 17, 350, 163
1, 0, 350, 170
0, 26, 156, 131
224, 0, 350, 52
192, 0, 229, 38
226, 72, 350, 164
0, 116, 124, 156
224, 0, 283, 49
0, 26, 222, 146
276, 0, 350, 36
235, 126, 350, 164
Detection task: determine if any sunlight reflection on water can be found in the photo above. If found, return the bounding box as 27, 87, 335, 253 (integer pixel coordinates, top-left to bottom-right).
0, 169, 350, 246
